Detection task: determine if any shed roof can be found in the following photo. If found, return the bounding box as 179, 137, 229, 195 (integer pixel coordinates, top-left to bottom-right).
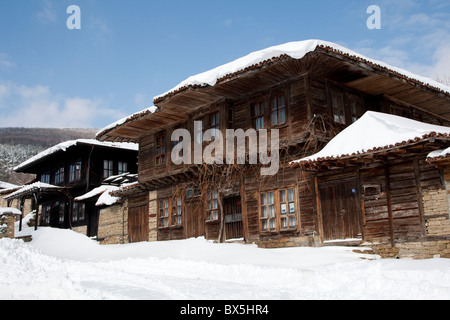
290, 111, 450, 168
3, 182, 63, 200
14, 139, 138, 172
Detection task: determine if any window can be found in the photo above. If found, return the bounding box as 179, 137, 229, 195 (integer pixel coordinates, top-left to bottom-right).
69, 160, 82, 182
260, 191, 276, 231
251, 101, 265, 130
57, 202, 65, 223
42, 204, 51, 225
158, 197, 183, 228
158, 198, 170, 228
72, 202, 85, 222
172, 196, 182, 226
172, 137, 184, 162
40, 172, 50, 184
279, 188, 296, 229
260, 188, 297, 232
155, 135, 166, 165
206, 189, 219, 221
209, 111, 220, 139
103, 160, 114, 178
118, 161, 128, 175
331, 90, 345, 124
54, 166, 65, 184
186, 184, 200, 199
271, 95, 286, 126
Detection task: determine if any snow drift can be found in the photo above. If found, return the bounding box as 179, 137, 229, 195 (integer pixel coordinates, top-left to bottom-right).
1, 226, 449, 300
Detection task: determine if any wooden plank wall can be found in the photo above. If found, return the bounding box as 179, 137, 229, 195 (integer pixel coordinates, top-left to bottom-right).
361, 157, 443, 244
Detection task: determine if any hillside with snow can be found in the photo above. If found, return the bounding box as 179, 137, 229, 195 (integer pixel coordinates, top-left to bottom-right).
1, 224, 449, 301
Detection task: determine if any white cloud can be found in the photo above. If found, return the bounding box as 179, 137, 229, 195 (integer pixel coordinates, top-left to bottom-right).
0, 53, 14, 71
36, 0, 57, 24
0, 82, 124, 128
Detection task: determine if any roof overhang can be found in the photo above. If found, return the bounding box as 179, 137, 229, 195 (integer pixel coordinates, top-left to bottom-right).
96, 40, 450, 143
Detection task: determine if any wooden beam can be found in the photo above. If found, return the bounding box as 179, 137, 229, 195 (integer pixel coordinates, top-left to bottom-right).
384, 163, 395, 245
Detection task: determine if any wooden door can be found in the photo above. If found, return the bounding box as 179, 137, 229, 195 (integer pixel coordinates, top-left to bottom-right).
185, 200, 204, 238
128, 195, 149, 243
223, 196, 243, 240
319, 179, 361, 241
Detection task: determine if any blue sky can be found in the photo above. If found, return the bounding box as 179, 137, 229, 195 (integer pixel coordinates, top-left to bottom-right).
0, 0, 449, 129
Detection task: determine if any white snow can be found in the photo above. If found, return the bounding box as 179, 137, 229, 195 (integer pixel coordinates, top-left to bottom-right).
154, 39, 450, 101
3, 181, 61, 200
0, 207, 21, 215
428, 147, 450, 160
74, 185, 121, 207
1, 225, 449, 300
96, 106, 158, 138
0, 181, 19, 190
291, 111, 450, 164
14, 139, 138, 172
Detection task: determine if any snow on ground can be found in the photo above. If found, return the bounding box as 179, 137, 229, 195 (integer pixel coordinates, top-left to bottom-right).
1, 226, 450, 300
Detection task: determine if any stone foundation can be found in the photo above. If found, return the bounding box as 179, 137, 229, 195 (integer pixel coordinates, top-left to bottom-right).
371, 240, 450, 259
256, 235, 321, 248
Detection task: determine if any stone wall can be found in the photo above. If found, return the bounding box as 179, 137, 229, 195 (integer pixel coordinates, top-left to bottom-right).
371, 241, 450, 259
256, 235, 321, 248
423, 188, 450, 236
97, 199, 128, 245
148, 191, 157, 242
0, 213, 16, 239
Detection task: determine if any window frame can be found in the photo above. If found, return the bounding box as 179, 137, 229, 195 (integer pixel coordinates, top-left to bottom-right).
155, 134, 166, 166
118, 161, 128, 175
331, 89, 346, 125
259, 187, 298, 233
103, 160, 114, 179
54, 165, 65, 185
69, 160, 82, 183
205, 189, 219, 222
158, 197, 183, 228
251, 100, 265, 130
209, 111, 220, 139
271, 94, 286, 126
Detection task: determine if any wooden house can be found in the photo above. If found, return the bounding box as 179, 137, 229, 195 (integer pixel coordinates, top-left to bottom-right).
96, 40, 450, 257
7, 139, 138, 238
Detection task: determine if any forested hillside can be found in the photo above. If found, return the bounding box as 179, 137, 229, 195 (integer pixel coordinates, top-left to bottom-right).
0, 128, 98, 185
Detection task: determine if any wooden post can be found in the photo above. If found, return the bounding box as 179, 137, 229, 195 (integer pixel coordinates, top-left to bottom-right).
240, 173, 249, 241
384, 163, 394, 245
217, 192, 225, 243
33, 192, 39, 231
314, 176, 324, 244
19, 197, 24, 232
413, 158, 426, 236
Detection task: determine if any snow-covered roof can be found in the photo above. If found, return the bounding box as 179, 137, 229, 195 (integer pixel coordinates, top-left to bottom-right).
4, 182, 62, 200
74, 185, 121, 207
290, 111, 450, 166
96, 106, 158, 139
0, 181, 20, 190
14, 139, 138, 172
0, 207, 22, 216
154, 39, 450, 102
427, 147, 450, 162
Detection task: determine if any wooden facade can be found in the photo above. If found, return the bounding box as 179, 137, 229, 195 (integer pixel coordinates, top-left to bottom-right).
12, 140, 138, 238
97, 42, 450, 253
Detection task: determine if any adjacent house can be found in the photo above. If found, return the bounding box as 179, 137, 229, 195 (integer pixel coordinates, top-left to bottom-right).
7, 139, 138, 238
94, 40, 450, 257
